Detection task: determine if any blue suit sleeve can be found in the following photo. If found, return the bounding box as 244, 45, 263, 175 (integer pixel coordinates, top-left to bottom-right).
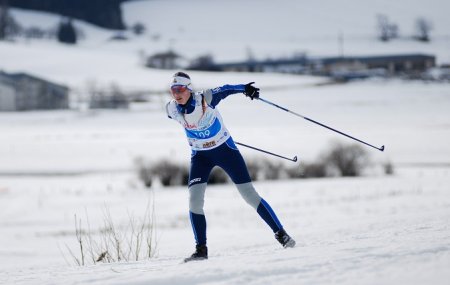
206, 84, 245, 108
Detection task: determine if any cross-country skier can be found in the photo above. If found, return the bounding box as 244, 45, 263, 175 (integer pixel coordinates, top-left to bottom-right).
165, 72, 295, 262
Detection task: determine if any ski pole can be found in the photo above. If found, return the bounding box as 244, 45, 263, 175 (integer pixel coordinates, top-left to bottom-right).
256, 97, 385, 152
235, 141, 298, 162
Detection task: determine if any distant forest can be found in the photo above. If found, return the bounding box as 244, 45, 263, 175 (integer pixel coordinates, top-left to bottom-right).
9, 0, 136, 29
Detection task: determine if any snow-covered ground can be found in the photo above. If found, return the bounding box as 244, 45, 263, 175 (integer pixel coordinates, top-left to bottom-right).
1, 166, 449, 285
1, 79, 450, 284
1, 0, 450, 284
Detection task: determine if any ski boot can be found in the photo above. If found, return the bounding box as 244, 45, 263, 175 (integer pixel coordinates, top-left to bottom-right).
184, 244, 208, 262
275, 229, 296, 248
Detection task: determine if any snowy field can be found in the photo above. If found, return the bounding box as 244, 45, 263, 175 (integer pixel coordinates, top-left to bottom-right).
1, 0, 450, 284
1, 79, 450, 284
0, 167, 449, 285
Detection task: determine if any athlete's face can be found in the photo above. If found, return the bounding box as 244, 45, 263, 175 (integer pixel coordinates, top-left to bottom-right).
171, 85, 191, 105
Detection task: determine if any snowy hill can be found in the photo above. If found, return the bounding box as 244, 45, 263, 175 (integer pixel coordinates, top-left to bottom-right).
10, 0, 127, 29
123, 0, 450, 61
1, 0, 450, 91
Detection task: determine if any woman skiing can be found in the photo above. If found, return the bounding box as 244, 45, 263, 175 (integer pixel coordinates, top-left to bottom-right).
165, 72, 295, 262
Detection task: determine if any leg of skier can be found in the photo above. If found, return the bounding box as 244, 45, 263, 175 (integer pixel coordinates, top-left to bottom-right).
219, 139, 296, 248
184, 151, 213, 262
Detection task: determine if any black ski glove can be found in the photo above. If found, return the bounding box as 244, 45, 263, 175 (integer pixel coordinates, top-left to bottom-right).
244, 82, 260, 100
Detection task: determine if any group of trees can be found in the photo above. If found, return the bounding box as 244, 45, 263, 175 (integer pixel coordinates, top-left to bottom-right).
1, 0, 148, 44
377, 14, 433, 42
8, 0, 127, 30
0, 0, 18, 40
0, 0, 78, 44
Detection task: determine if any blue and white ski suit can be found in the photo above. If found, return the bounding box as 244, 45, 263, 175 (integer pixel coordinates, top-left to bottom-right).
166, 84, 284, 246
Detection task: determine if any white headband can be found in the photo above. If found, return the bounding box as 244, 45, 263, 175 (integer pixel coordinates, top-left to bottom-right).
171, 76, 191, 89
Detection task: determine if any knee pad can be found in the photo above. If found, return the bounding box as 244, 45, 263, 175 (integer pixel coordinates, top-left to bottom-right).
236, 182, 261, 209
189, 183, 207, 215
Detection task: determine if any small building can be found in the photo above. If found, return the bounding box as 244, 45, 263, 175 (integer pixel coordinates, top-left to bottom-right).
0, 75, 17, 111
0, 71, 69, 111
211, 53, 436, 78
315, 54, 436, 76
215, 55, 308, 73
146, 50, 183, 69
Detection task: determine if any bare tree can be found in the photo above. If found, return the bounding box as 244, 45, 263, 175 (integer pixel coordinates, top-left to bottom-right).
322, 142, 370, 177
131, 22, 146, 36
377, 14, 398, 42
0, 0, 20, 40
415, 17, 433, 42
